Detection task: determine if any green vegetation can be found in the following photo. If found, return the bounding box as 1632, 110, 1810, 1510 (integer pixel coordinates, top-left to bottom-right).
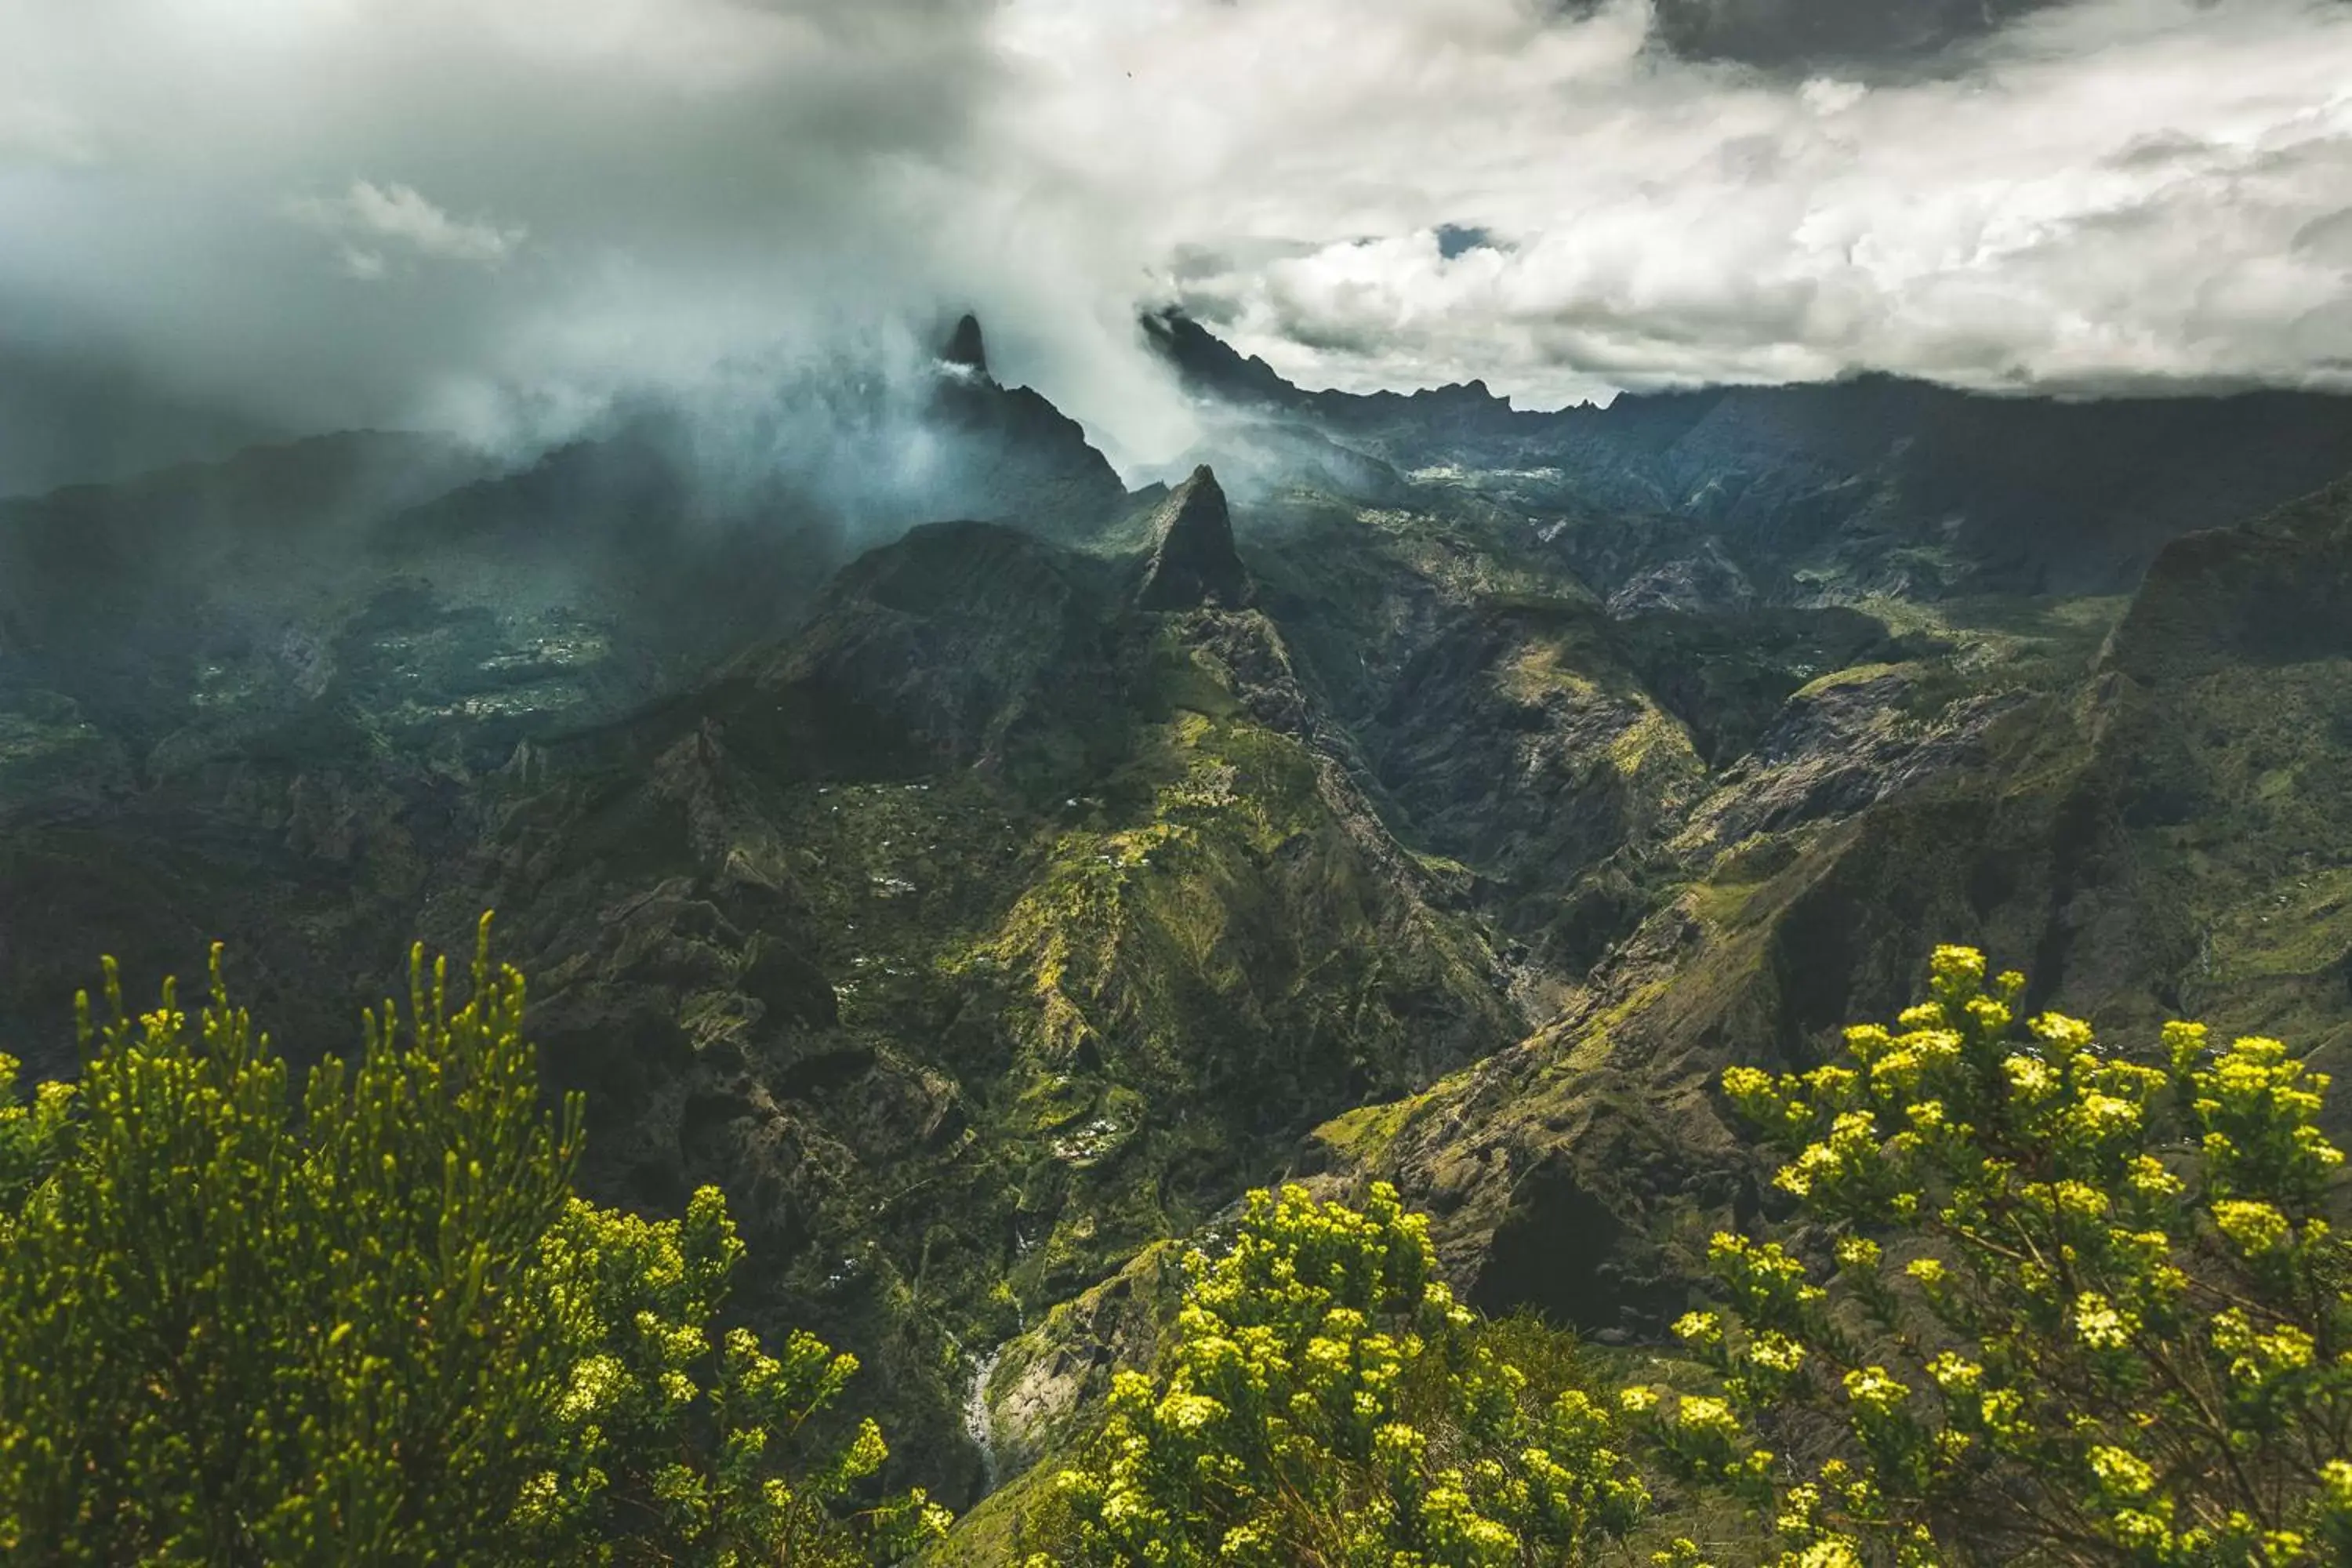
1638, 946, 2352, 1566
0, 1048, 70, 1210
989, 945, 2352, 1567
0, 921, 945, 1566
10, 912, 2352, 1566
1018, 1183, 1648, 1566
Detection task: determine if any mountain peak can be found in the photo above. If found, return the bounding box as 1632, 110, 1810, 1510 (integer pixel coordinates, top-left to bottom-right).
1137, 465, 1252, 611
1140, 311, 1296, 408
941, 313, 989, 377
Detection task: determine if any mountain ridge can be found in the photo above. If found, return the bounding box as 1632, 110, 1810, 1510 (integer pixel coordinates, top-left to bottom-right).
9, 313, 2352, 1534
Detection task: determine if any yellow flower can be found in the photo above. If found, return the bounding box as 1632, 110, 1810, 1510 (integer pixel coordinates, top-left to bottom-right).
2212, 1200, 2292, 1257
2071, 1092, 2142, 1138
2029, 1180, 2111, 1219
1932, 946, 1987, 986
1844, 1024, 1895, 1059
1967, 996, 2013, 1035
2212, 1309, 2316, 1382
1672, 1311, 1722, 1346
1842, 1366, 1908, 1420
1676, 1395, 1740, 1438
2031, 1011, 2096, 1052
1791, 1534, 1867, 1568
1980, 1388, 2027, 1438
557, 1353, 625, 1422
2126, 1154, 2184, 1200
2088, 1444, 2154, 1497
1926, 1352, 1982, 1396
2072, 1292, 2136, 1351
1154, 1390, 1223, 1433
2003, 1054, 2056, 1102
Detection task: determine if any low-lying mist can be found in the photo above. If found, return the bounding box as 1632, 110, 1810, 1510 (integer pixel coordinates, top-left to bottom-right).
0, 314, 1156, 776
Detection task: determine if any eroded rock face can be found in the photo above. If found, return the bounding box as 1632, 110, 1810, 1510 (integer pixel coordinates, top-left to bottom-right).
1605, 539, 1757, 617
1136, 466, 1253, 611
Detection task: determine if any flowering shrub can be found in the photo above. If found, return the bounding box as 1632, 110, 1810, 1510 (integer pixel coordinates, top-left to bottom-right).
0, 1049, 70, 1215
1025, 1181, 1650, 1566
510, 1190, 949, 1565
0, 920, 945, 1566
1631, 946, 2352, 1566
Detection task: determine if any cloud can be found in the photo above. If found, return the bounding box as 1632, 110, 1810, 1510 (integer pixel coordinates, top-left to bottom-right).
0, 99, 100, 169
2, 0, 2350, 493
1000, 0, 2352, 404
1646, 0, 2074, 72
0, 0, 1178, 472
288, 181, 528, 274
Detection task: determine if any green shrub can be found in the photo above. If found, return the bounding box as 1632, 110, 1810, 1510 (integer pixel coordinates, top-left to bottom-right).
1637, 946, 2352, 1566
1023, 1181, 1649, 1566
0, 1047, 70, 1214
0, 919, 946, 1566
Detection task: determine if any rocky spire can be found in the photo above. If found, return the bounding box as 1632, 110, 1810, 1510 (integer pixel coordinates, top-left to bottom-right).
1137, 466, 1253, 611
940, 313, 989, 378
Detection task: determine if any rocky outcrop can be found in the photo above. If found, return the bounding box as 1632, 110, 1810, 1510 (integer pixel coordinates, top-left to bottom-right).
940, 313, 989, 378
923, 315, 1129, 539
1136, 466, 1252, 611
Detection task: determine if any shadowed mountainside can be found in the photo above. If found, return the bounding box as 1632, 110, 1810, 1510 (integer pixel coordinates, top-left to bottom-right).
7, 317, 2352, 1532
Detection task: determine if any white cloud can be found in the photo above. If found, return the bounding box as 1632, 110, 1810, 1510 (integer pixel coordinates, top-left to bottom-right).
1, 0, 2349, 481
993, 0, 2352, 405
1798, 78, 1869, 116
290, 180, 527, 270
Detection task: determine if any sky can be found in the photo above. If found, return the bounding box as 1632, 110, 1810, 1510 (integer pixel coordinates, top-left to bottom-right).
3, 0, 2351, 488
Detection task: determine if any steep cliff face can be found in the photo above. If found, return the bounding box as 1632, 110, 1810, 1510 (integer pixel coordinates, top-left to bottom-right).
1134, 467, 1252, 612
1294, 479, 2352, 1359
923, 314, 1131, 540
420, 509, 1520, 1500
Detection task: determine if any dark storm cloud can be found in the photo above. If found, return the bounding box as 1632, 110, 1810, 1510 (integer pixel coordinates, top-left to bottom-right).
1647, 0, 2071, 71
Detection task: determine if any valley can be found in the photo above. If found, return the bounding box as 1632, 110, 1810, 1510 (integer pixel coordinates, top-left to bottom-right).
7, 315, 2352, 1536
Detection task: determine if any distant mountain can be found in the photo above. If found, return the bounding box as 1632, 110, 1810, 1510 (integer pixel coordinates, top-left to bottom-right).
1146, 309, 2352, 596
0, 343, 285, 499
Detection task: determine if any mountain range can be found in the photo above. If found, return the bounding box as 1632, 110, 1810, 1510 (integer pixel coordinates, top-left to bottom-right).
7, 313, 2352, 1536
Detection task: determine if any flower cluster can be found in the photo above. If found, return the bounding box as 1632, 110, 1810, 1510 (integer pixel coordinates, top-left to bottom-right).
1030, 1182, 1651, 1566
0, 923, 946, 1566
1683, 946, 2352, 1566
